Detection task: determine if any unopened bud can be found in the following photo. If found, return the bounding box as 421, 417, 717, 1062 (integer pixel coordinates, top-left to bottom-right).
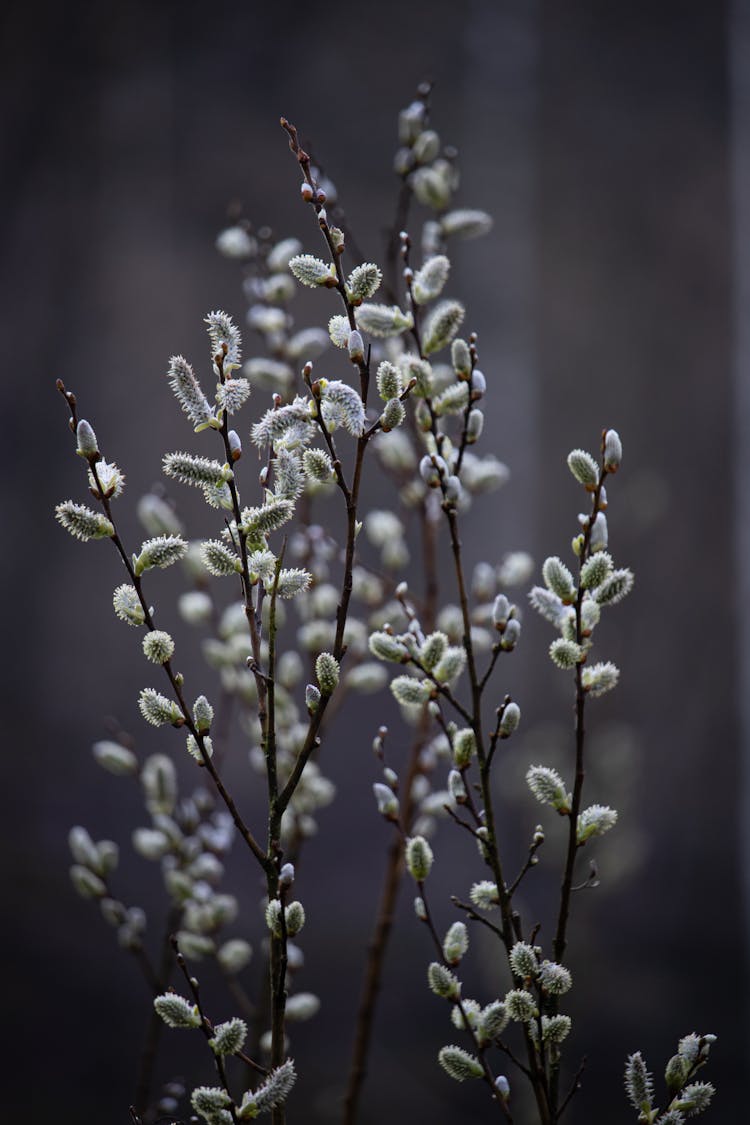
228, 430, 242, 461
76, 419, 100, 461
348, 330, 365, 363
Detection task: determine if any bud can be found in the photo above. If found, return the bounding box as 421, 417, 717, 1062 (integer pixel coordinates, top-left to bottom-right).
209, 1017, 247, 1056
466, 408, 484, 444
191, 695, 214, 734
549, 638, 584, 669
448, 769, 467, 804
495, 1075, 511, 1100
625, 1052, 654, 1114
674, 1082, 715, 1116
509, 942, 538, 979
470, 880, 499, 909
439, 208, 493, 239
346, 263, 382, 304
154, 992, 201, 1029
542, 1014, 572, 1044
356, 302, 413, 338
141, 755, 178, 820
662, 1053, 689, 1094
443, 922, 469, 964
75, 419, 100, 461
499, 702, 520, 737
228, 430, 242, 461
452, 728, 476, 768
305, 684, 321, 714
588, 511, 608, 552
504, 989, 538, 1021
438, 1045, 483, 1081
178, 591, 213, 625
417, 631, 447, 672
567, 448, 599, 489
538, 960, 572, 995
142, 630, 175, 665
134, 534, 189, 576
412, 254, 450, 304
413, 128, 440, 163
423, 300, 465, 356
576, 804, 618, 845
470, 369, 486, 400
200, 539, 242, 578
285, 900, 306, 936
92, 739, 138, 776
594, 568, 634, 606
70, 864, 106, 899
580, 551, 613, 589
138, 689, 182, 728
526, 765, 571, 813
428, 962, 461, 1000
376, 360, 403, 402
603, 428, 622, 472
132, 828, 170, 861
480, 1003, 509, 1043
191, 1087, 231, 1117
542, 556, 576, 603
433, 645, 466, 684
238, 1059, 297, 1118
55, 500, 114, 542
419, 453, 443, 488
348, 330, 365, 362
315, 652, 339, 695
581, 661, 619, 697
390, 675, 431, 706
405, 835, 434, 880
288, 253, 336, 287
285, 992, 320, 1021
216, 939, 253, 974
68, 826, 103, 871
373, 782, 399, 820
380, 397, 406, 432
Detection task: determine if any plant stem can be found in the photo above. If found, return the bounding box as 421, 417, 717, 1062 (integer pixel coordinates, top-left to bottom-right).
133, 903, 181, 1121
342, 725, 426, 1125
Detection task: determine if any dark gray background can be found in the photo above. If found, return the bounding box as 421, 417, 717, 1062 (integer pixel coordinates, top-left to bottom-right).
2, 0, 746, 1121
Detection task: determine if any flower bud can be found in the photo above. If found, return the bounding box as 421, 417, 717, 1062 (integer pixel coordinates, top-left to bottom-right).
603, 428, 622, 472
567, 448, 599, 489
499, 702, 520, 737
76, 419, 100, 461
348, 330, 365, 362
405, 835, 434, 880
315, 652, 339, 695
428, 962, 461, 1000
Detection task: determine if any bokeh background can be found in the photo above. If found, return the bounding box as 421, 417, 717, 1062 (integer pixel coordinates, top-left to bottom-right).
2, 0, 747, 1121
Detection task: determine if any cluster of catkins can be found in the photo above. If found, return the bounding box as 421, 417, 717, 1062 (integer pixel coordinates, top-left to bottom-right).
55, 86, 716, 1125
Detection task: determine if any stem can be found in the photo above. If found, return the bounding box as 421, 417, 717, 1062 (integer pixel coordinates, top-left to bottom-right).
341, 830, 403, 1125
173, 939, 240, 1125
549, 461, 609, 1119
263, 558, 289, 1125
342, 726, 427, 1125
343, 488, 440, 1125
133, 904, 181, 1120
553, 467, 608, 964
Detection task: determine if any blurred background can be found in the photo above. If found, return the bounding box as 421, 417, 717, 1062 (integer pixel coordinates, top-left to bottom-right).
2, 0, 747, 1121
